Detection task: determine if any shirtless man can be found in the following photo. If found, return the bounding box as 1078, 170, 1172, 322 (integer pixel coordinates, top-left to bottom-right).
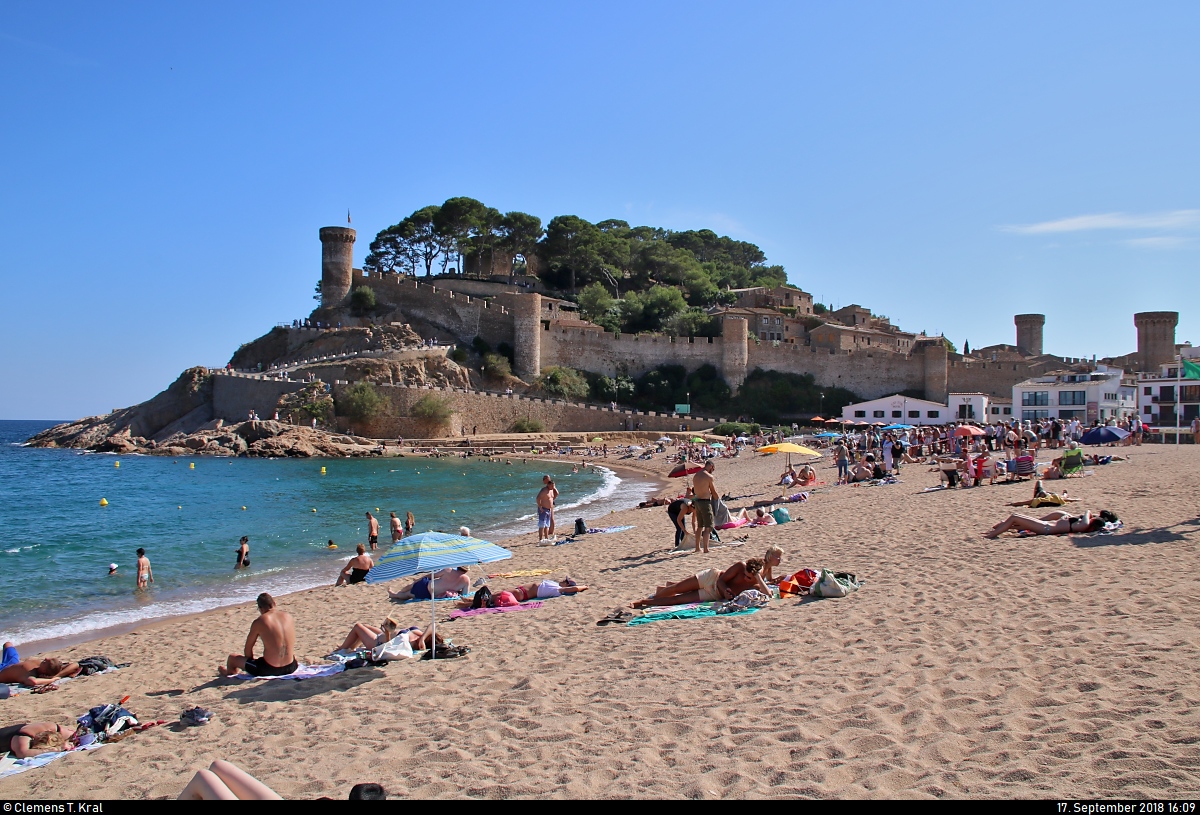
631, 558, 771, 608
389, 512, 403, 543
218, 593, 297, 677
366, 512, 380, 551
691, 461, 719, 553
0, 643, 81, 688
136, 548, 153, 589
536, 479, 556, 542
388, 566, 471, 601
335, 544, 374, 586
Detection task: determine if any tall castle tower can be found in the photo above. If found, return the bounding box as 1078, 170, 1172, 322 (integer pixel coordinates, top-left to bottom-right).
1014, 314, 1045, 356
319, 226, 356, 308
1134, 311, 1178, 372
511, 293, 543, 380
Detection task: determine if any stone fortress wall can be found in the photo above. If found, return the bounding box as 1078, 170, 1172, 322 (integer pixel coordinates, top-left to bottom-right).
317, 225, 1180, 409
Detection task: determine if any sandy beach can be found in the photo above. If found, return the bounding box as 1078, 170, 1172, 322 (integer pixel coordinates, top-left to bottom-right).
2, 442, 1198, 799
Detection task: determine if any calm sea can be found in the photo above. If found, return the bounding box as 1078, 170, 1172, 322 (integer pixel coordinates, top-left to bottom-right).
0, 420, 653, 645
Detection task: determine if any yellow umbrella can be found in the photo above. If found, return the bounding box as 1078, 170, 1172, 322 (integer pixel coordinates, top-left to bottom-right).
759, 442, 821, 456
759, 441, 821, 469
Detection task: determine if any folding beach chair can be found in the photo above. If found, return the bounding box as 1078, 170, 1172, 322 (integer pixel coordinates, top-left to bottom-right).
1060, 449, 1085, 476
1010, 455, 1036, 481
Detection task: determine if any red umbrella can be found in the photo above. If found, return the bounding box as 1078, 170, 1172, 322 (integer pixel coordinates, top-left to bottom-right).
954, 425, 985, 437
668, 463, 703, 478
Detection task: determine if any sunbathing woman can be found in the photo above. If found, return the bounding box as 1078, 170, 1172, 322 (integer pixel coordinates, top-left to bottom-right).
2, 722, 73, 758
984, 509, 1117, 538
760, 546, 784, 584
733, 507, 776, 526
631, 559, 771, 608
509, 578, 588, 602
338, 617, 438, 652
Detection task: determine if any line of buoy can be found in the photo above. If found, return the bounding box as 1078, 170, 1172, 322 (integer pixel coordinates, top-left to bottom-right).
114, 461, 120, 468
189, 462, 195, 469
99, 498, 108, 506
320, 466, 326, 474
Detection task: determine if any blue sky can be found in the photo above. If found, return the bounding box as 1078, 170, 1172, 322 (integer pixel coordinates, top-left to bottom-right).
2, 2, 1197, 419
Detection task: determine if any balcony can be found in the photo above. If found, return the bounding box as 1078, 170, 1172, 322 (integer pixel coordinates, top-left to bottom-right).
1152, 396, 1176, 404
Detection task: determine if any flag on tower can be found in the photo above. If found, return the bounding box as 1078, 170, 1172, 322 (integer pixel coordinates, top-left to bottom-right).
347, 209, 352, 224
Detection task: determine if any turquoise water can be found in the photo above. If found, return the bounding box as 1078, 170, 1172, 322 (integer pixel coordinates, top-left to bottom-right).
0, 420, 651, 645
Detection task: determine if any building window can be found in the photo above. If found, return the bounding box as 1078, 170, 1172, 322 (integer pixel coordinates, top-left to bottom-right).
774, 317, 781, 325
909, 410, 920, 418
1144, 387, 1152, 396
854, 410, 866, 418
990, 407, 999, 414
1144, 406, 1152, 415
1022, 409, 1050, 420
761, 317, 769, 325
873, 410, 885, 418
1022, 391, 1049, 407
1059, 391, 1086, 406
1058, 410, 1084, 420
892, 410, 902, 418
1003, 407, 1012, 415
927, 410, 940, 419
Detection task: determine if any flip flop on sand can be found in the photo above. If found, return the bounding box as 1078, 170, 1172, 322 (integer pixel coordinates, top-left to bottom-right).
596, 609, 636, 626
180, 707, 213, 726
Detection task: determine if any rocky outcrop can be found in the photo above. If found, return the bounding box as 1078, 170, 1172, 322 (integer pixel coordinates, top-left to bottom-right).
28, 367, 213, 450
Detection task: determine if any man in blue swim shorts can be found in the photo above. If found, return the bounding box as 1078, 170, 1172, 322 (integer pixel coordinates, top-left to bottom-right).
536, 478, 556, 542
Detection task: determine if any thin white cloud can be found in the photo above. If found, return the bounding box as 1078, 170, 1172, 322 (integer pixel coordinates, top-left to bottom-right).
1001, 209, 1200, 234
1123, 236, 1193, 249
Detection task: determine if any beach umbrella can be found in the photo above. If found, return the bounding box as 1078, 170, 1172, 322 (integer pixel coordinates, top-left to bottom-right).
691, 437, 706, 443
657, 436, 673, 443
710, 442, 726, 449
758, 441, 821, 468
668, 463, 703, 478
591, 437, 604, 442
810, 417, 825, 423
1080, 426, 1129, 445
882, 424, 914, 431
366, 532, 512, 659
814, 432, 841, 439
954, 425, 985, 437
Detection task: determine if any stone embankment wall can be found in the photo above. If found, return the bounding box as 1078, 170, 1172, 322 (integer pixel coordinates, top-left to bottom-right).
212, 372, 308, 422
357, 272, 516, 350
332, 382, 722, 438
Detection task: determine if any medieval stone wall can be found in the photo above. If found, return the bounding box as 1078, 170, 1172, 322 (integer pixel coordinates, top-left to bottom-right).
356, 272, 516, 349
211, 373, 308, 423
540, 324, 735, 381
332, 382, 723, 437
747, 341, 930, 400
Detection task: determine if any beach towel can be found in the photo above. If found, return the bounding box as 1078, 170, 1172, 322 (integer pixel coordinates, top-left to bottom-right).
626, 602, 760, 626
0, 742, 104, 780
233, 663, 345, 681
586, 525, 635, 534
716, 518, 750, 530
449, 601, 544, 619
393, 593, 471, 604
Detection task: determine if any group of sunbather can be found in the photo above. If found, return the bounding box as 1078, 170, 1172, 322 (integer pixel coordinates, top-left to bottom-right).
632, 546, 783, 608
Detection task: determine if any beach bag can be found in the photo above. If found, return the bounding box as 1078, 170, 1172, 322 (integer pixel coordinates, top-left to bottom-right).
771, 507, 791, 525
471, 585, 494, 609
574, 518, 587, 536
777, 568, 819, 598
372, 635, 414, 662
811, 569, 851, 599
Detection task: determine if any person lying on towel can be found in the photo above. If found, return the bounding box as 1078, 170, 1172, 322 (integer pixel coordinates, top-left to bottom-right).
0, 643, 81, 688
388, 567, 470, 602
218, 592, 297, 678
507, 578, 588, 602
630, 559, 771, 608
984, 509, 1118, 538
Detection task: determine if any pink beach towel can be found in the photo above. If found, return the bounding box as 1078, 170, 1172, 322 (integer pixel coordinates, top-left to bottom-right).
449, 601, 544, 619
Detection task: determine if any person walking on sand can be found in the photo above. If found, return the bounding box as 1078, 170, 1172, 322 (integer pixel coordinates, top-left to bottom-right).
389, 512, 403, 543
691, 460, 719, 553
536, 479, 556, 541
136, 548, 153, 589
218, 593, 297, 678
235, 536, 250, 570
366, 512, 380, 551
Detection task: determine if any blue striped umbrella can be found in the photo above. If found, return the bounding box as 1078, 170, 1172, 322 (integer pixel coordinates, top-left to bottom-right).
365, 532, 512, 584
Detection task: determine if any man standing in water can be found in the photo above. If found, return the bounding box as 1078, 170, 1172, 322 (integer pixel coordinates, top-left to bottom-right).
218, 593, 297, 678
136, 548, 153, 589
536, 479, 556, 542
389, 511, 403, 543
691, 461, 719, 554
366, 512, 380, 551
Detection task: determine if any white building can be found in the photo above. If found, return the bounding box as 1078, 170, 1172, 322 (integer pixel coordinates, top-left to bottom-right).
948, 392, 992, 423
841, 394, 962, 426
1011, 365, 1136, 424
986, 397, 1014, 422
1136, 346, 1200, 443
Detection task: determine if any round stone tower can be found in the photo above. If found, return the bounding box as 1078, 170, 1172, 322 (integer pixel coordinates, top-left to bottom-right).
511, 293, 542, 381
720, 315, 749, 391
319, 226, 356, 308
1014, 314, 1045, 356
1134, 311, 1178, 372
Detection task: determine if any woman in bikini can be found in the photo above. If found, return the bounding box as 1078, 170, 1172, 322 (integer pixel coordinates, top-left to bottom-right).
3, 722, 73, 758
509, 578, 588, 602
338, 617, 439, 652
759, 546, 784, 584
984, 509, 1117, 538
